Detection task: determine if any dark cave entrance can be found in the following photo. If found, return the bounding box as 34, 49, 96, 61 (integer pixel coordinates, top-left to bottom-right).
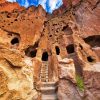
62, 25, 73, 35
29, 49, 37, 58
55, 46, 60, 55
66, 44, 75, 54
25, 46, 37, 58
42, 52, 48, 61
79, 44, 83, 50
84, 35, 100, 47
87, 56, 95, 62
11, 37, 19, 45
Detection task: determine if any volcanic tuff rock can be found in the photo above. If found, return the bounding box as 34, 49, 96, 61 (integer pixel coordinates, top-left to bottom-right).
0, 0, 100, 100
0, 0, 24, 12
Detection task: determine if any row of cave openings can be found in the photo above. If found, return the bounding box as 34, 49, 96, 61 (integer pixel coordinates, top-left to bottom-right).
25, 44, 75, 61
24, 44, 94, 63
10, 33, 100, 63
9, 35, 75, 62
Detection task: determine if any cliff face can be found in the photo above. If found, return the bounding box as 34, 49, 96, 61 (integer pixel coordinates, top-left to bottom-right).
0, 1, 24, 12
0, 0, 100, 100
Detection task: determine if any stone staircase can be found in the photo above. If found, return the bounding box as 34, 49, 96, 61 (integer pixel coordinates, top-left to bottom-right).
40, 61, 58, 100
40, 82, 58, 100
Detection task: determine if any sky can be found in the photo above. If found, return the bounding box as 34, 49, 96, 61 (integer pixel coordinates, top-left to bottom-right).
7, 0, 63, 13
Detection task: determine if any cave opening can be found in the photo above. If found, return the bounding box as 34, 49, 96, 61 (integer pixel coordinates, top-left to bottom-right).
84, 35, 100, 47
55, 46, 60, 55
29, 49, 37, 58
79, 44, 83, 50
42, 52, 48, 61
62, 25, 73, 35
25, 46, 37, 58
66, 44, 75, 54
87, 56, 94, 62
84, 36, 94, 42
11, 37, 19, 45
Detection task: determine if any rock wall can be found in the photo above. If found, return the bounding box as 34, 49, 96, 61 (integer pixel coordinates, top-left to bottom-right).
0, 0, 100, 100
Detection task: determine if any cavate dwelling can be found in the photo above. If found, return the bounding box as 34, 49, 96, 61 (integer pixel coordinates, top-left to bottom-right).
0, 0, 100, 100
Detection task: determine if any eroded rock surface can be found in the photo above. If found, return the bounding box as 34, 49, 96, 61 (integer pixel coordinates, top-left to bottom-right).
0, 0, 100, 100
57, 58, 82, 100
0, 29, 38, 100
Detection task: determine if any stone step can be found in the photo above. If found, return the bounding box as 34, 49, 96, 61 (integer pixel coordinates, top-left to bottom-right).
41, 89, 56, 94
41, 86, 57, 94
41, 82, 57, 87
41, 86, 56, 91
41, 94, 58, 100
